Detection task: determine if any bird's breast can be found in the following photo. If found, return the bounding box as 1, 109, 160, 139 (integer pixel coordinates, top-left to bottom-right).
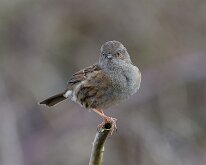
107, 64, 141, 99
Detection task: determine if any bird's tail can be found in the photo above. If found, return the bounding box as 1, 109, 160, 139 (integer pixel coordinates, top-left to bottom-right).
39, 92, 67, 107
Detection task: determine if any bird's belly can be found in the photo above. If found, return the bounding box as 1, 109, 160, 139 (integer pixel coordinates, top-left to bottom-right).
90, 92, 128, 109
74, 85, 127, 110
87, 85, 132, 109
74, 66, 141, 110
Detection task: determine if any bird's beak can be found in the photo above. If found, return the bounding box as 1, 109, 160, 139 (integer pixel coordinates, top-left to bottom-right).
107, 54, 112, 59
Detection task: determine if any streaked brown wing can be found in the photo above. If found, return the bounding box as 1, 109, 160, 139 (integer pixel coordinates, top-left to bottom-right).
67, 63, 101, 85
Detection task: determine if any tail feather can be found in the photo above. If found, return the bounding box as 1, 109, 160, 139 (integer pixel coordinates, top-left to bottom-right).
39, 92, 67, 107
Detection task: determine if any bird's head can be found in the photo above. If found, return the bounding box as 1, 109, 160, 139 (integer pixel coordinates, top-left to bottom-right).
99, 41, 131, 66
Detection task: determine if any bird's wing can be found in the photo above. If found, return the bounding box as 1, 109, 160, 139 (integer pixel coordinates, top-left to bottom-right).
67, 63, 101, 85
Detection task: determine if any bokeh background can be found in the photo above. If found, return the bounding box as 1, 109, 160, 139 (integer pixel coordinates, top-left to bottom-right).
1, 0, 206, 165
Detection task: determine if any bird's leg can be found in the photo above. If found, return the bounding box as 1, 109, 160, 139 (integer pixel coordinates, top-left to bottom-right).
92, 108, 117, 135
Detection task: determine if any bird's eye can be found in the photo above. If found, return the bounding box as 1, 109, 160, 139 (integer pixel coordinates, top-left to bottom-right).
116, 52, 125, 60
116, 52, 122, 57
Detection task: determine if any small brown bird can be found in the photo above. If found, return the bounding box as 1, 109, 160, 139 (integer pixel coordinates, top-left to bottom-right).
40, 41, 141, 132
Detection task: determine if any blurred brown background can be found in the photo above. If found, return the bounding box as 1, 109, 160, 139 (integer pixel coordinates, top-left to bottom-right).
1, 0, 206, 165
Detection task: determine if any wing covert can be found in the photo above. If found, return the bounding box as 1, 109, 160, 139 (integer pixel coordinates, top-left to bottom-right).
67, 64, 101, 85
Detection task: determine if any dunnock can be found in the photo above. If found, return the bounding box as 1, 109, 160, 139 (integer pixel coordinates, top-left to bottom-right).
40, 41, 141, 132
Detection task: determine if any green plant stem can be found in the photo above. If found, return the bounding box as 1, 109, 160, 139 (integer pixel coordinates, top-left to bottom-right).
89, 123, 112, 165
